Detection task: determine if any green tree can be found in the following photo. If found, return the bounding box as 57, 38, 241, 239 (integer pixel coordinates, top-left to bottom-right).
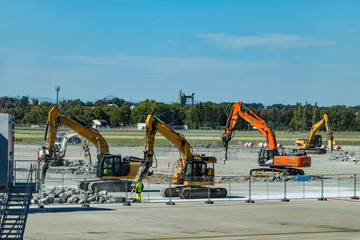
131, 99, 156, 123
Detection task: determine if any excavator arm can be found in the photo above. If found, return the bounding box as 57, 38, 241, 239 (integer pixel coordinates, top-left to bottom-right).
141, 114, 189, 182
143, 113, 225, 198
146, 114, 192, 163
223, 101, 311, 177
40, 106, 110, 182
222, 102, 277, 161
323, 114, 334, 151
308, 115, 327, 144
55, 131, 78, 157
45, 106, 110, 157
295, 114, 334, 153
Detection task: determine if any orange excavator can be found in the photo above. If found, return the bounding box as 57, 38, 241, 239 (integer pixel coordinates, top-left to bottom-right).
222, 101, 311, 177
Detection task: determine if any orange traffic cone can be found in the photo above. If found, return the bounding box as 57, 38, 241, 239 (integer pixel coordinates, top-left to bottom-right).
175, 162, 179, 168
167, 161, 170, 168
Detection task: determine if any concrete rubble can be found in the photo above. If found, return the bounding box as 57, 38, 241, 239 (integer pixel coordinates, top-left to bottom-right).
329, 151, 360, 164
48, 160, 96, 175
31, 186, 133, 206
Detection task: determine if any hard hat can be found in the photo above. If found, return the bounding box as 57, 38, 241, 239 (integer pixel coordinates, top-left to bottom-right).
137, 178, 140, 181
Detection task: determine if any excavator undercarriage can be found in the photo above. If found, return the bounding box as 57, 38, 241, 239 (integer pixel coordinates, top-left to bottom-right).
293, 147, 327, 155
249, 167, 305, 178
160, 186, 227, 199
78, 179, 134, 192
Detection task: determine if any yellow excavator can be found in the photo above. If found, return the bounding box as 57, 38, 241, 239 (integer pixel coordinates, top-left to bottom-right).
141, 113, 227, 199
40, 105, 150, 191
294, 114, 334, 154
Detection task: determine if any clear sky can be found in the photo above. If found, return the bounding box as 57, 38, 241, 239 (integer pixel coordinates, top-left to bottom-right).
0, 0, 359, 106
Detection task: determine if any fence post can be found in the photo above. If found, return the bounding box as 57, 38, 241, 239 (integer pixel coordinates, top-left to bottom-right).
351, 174, 359, 200
246, 176, 254, 203
228, 179, 231, 201
123, 178, 131, 206
318, 175, 327, 201
147, 178, 150, 203
281, 175, 289, 202
166, 176, 174, 205
62, 173, 65, 190
82, 190, 89, 207
38, 184, 44, 208
205, 177, 213, 204
189, 176, 191, 202
338, 174, 340, 198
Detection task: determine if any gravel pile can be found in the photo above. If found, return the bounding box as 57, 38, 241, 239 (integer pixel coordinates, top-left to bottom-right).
329, 152, 360, 164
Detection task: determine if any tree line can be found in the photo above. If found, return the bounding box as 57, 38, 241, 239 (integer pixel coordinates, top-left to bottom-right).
1, 96, 360, 131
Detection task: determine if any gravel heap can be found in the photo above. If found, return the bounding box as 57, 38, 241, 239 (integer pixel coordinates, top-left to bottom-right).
31, 186, 133, 206
329, 152, 360, 164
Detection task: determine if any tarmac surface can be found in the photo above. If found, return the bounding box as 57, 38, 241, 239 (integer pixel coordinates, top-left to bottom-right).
12, 143, 360, 239
24, 199, 360, 240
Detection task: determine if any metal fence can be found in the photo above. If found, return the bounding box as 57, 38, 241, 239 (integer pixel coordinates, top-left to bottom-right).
14, 168, 359, 206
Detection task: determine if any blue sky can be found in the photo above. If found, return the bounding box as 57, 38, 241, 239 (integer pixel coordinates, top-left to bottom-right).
0, 0, 359, 106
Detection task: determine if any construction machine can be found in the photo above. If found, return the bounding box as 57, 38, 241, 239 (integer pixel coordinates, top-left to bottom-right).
38, 130, 78, 166
222, 102, 311, 177
40, 105, 150, 191
54, 131, 78, 159
142, 113, 227, 199
294, 114, 334, 154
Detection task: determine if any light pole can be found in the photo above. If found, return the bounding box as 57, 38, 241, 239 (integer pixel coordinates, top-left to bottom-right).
55, 85, 60, 105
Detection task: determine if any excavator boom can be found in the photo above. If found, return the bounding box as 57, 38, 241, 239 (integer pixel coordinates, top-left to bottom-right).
45, 106, 110, 157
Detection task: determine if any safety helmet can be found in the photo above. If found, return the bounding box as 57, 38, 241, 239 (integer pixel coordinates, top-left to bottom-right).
137, 178, 140, 181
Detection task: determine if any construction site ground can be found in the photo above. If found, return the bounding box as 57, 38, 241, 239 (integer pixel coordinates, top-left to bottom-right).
14, 143, 360, 240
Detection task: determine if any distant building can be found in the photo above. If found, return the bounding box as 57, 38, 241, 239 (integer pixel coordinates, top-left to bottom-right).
137, 123, 146, 130
92, 119, 109, 128
169, 124, 188, 130
107, 103, 118, 107
178, 90, 194, 105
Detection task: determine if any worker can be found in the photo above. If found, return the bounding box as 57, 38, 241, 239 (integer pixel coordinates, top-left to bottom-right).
135, 178, 144, 202
103, 159, 112, 176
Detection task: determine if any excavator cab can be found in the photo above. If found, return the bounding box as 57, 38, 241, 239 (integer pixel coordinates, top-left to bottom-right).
313, 135, 322, 147
97, 154, 121, 178
183, 160, 215, 187
96, 154, 142, 178
258, 148, 279, 166
184, 161, 213, 181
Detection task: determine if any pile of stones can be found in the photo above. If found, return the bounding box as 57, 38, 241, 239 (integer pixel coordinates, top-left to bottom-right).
48, 160, 96, 175
31, 186, 132, 206
329, 152, 360, 164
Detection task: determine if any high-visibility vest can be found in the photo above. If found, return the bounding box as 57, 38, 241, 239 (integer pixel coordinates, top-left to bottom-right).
136, 182, 143, 193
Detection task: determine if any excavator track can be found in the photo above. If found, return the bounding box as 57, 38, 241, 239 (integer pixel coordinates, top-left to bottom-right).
250, 168, 304, 178
78, 179, 134, 192
161, 186, 227, 199
180, 187, 227, 199
294, 148, 327, 154
160, 186, 183, 198
49, 158, 70, 166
